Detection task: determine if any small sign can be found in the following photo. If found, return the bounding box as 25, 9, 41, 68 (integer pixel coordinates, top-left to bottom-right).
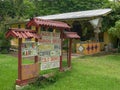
40, 57, 60, 70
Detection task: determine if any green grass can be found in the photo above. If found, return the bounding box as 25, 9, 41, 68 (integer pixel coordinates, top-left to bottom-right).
0, 54, 17, 90
0, 53, 120, 90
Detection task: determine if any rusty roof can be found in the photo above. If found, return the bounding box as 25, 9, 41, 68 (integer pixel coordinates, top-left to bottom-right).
27, 18, 70, 30
63, 32, 80, 39
6, 28, 41, 39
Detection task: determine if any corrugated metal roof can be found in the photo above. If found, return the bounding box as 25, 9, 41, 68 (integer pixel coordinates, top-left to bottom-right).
27, 18, 70, 30
6, 28, 41, 39
36, 9, 112, 20
63, 32, 80, 39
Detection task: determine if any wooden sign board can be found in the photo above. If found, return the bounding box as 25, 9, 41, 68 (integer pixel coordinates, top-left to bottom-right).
21, 63, 40, 80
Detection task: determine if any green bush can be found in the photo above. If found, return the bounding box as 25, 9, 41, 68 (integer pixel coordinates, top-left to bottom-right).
0, 39, 10, 54
0, 49, 9, 54
0, 21, 11, 54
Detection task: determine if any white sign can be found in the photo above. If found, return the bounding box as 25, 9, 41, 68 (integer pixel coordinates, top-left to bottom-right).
40, 57, 60, 70
39, 31, 61, 70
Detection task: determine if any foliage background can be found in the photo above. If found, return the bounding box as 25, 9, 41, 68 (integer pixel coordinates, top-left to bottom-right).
0, 0, 120, 52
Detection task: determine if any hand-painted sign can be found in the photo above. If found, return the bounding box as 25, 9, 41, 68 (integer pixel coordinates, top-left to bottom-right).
21, 31, 61, 70
38, 44, 54, 51
39, 31, 61, 70
22, 41, 37, 57
40, 57, 60, 70
38, 50, 61, 57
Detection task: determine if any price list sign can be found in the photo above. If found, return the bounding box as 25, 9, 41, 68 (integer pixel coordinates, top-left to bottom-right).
39, 31, 61, 70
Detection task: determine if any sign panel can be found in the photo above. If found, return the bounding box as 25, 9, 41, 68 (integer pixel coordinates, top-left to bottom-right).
21, 63, 39, 80
38, 44, 54, 51
40, 57, 60, 70
38, 37, 51, 44
22, 41, 37, 57
21, 32, 61, 71
39, 31, 61, 70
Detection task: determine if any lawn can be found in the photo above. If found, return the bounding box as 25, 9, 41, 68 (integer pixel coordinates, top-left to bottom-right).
0, 53, 120, 90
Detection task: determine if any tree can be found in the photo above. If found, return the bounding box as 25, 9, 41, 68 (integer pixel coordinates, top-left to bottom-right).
0, 0, 111, 53
102, 2, 120, 31
0, 0, 15, 19
108, 20, 120, 51
101, 1, 120, 51
30, 0, 109, 16
0, 16, 25, 53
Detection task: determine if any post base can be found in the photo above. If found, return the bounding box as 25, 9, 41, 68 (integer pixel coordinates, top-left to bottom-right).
16, 78, 36, 86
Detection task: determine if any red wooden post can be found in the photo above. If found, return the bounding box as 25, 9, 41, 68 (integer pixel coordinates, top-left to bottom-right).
67, 39, 69, 66
18, 38, 22, 81
34, 41, 38, 63
68, 39, 72, 68
60, 30, 63, 71
34, 37, 38, 63
35, 27, 39, 63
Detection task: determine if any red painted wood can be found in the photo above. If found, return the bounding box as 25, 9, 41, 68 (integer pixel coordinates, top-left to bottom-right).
59, 30, 63, 71
12, 30, 18, 37
6, 28, 40, 39
35, 27, 39, 63
67, 39, 69, 67
18, 38, 22, 80
24, 31, 29, 37
16, 77, 37, 86
63, 32, 80, 39
68, 39, 72, 67
27, 18, 70, 30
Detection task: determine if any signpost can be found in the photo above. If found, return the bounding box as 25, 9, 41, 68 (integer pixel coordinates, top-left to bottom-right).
21, 31, 61, 72
6, 18, 79, 87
